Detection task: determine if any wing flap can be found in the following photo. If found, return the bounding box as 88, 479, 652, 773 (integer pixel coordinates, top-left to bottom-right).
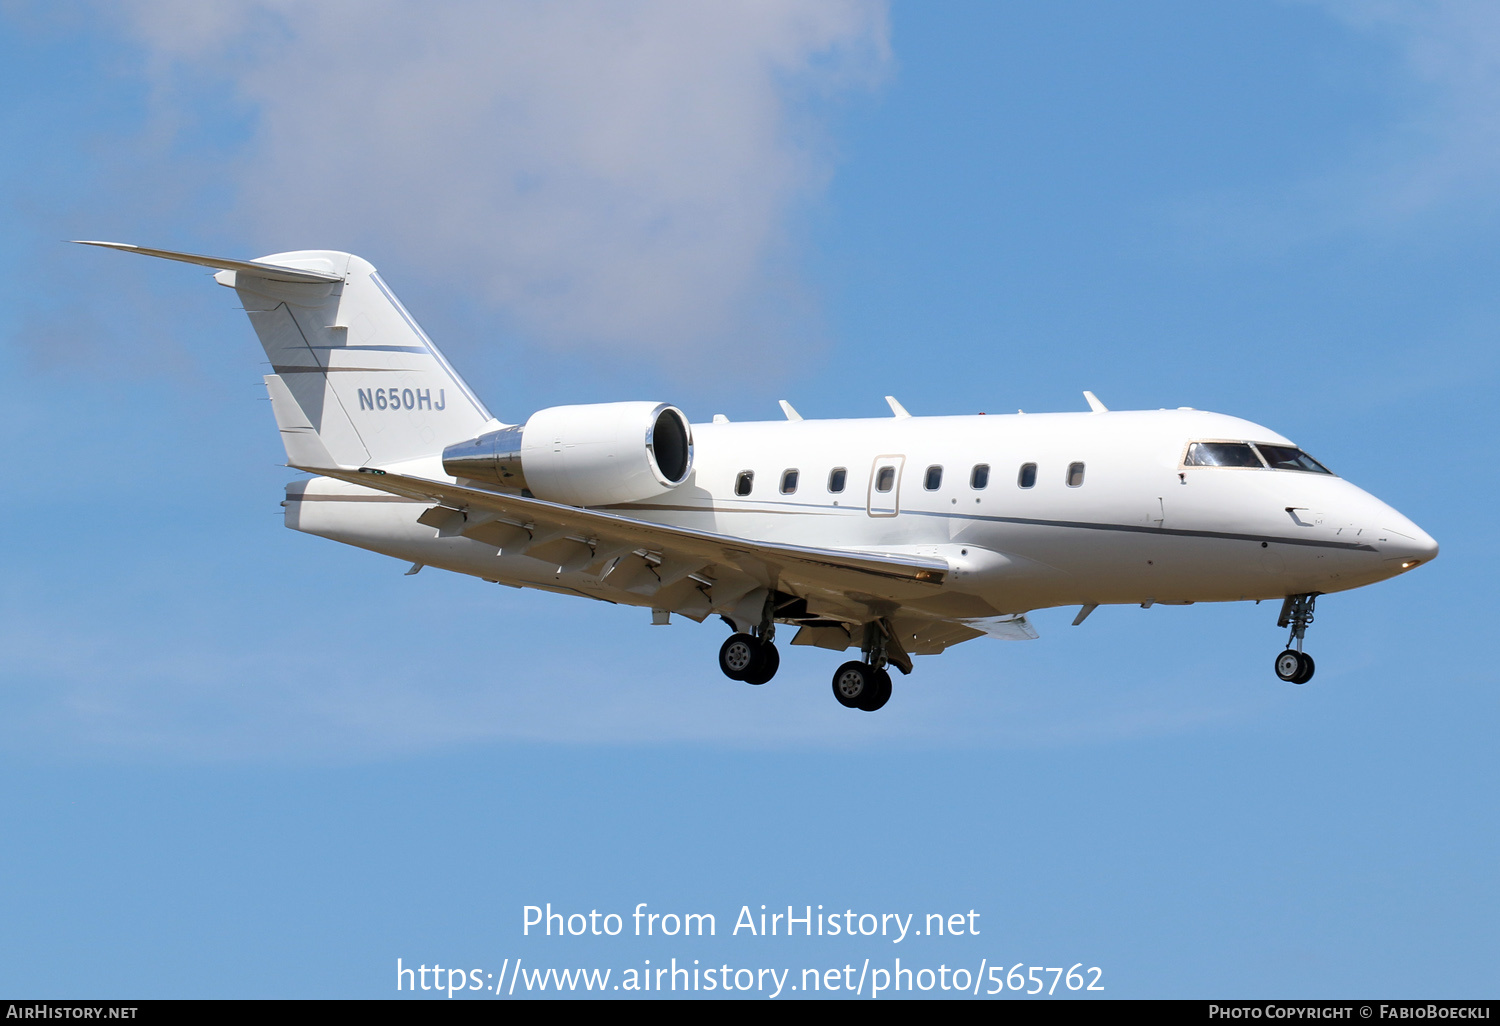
961, 614, 1040, 641
791, 624, 857, 651
889, 616, 988, 656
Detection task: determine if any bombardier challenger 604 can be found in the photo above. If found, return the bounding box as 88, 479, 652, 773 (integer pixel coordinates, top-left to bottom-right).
78, 242, 1439, 711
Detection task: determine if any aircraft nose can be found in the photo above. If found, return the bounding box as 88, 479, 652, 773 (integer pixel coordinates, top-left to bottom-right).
1392, 526, 1438, 564
1378, 514, 1438, 571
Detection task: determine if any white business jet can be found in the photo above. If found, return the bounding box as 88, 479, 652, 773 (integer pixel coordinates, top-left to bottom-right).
78, 242, 1438, 711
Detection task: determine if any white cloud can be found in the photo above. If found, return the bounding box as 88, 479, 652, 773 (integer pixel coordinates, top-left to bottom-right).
116, 0, 889, 360
1313, 0, 1500, 219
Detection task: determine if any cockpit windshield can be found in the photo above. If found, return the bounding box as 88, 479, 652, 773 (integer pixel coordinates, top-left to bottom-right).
1254, 444, 1332, 474
1183, 442, 1264, 468
1182, 440, 1336, 475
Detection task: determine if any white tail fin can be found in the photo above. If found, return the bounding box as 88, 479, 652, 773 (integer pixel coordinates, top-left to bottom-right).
231, 249, 496, 468
75, 242, 496, 468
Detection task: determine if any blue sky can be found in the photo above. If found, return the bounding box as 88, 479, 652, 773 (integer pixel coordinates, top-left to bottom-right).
1, 0, 1495, 999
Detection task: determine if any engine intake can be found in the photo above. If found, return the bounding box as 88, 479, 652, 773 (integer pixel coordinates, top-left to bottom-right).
442, 401, 693, 507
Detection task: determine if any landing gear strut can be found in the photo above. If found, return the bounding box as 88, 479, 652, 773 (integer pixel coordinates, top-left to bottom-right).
1274, 593, 1317, 684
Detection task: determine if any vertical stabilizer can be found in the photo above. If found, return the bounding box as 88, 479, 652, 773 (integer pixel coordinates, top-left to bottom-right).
202, 250, 490, 468
221, 251, 494, 468
74, 241, 497, 469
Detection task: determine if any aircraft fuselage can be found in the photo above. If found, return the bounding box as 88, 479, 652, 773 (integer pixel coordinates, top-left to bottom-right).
287, 407, 1436, 620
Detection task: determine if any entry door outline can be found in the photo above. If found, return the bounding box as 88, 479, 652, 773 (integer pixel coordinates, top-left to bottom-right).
867, 455, 906, 517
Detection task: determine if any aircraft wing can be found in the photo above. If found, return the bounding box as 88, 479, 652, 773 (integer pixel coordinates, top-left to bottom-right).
301, 467, 950, 615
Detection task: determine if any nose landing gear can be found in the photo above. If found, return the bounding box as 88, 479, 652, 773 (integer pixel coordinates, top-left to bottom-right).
1274, 648, 1315, 684
1274, 594, 1318, 684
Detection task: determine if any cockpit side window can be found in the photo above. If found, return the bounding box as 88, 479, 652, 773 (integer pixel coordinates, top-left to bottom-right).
1254, 444, 1333, 474
1183, 442, 1265, 468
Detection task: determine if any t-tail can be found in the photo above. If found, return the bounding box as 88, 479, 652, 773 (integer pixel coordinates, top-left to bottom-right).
73, 242, 498, 470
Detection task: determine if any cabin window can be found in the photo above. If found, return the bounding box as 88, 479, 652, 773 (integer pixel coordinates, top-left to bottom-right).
780, 469, 799, 494
924, 465, 943, 490
1254, 444, 1333, 474
1067, 462, 1086, 487
828, 467, 847, 493
971, 464, 990, 489
1018, 462, 1037, 488
875, 466, 896, 492
735, 471, 754, 496
1184, 441, 1264, 469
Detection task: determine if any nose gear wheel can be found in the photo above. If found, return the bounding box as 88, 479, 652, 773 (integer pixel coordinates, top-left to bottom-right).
1274, 649, 1315, 684
1273, 594, 1319, 684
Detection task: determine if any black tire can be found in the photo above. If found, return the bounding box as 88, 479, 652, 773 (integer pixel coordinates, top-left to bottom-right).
831, 661, 873, 708
743, 643, 780, 686
859, 667, 892, 711
1292, 652, 1315, 685
719, 633, 760, 681
1274, 649, 1303, 682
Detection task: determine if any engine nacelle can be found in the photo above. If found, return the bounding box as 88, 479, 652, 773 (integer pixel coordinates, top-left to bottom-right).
442, 401, 693, 506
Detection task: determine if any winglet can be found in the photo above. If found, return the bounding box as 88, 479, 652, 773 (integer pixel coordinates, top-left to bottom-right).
1083, 390, 1108, 413
71, 240, 345, 284
885, 395, 911, 418
778, 400, 803, 422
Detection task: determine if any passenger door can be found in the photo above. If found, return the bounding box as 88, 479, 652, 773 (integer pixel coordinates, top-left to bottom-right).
867, 455, 906, 517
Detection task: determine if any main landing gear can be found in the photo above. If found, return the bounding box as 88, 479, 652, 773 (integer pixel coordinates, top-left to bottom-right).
717, 606, 907, 712
718, 632, 780, 686
717, 596, 781, 687
831, 661, 891, 712
1274, 593, 1318, 684
830, 621, 904, 712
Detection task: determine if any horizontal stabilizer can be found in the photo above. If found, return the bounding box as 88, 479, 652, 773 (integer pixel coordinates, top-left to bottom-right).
71, 241, 345, 284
